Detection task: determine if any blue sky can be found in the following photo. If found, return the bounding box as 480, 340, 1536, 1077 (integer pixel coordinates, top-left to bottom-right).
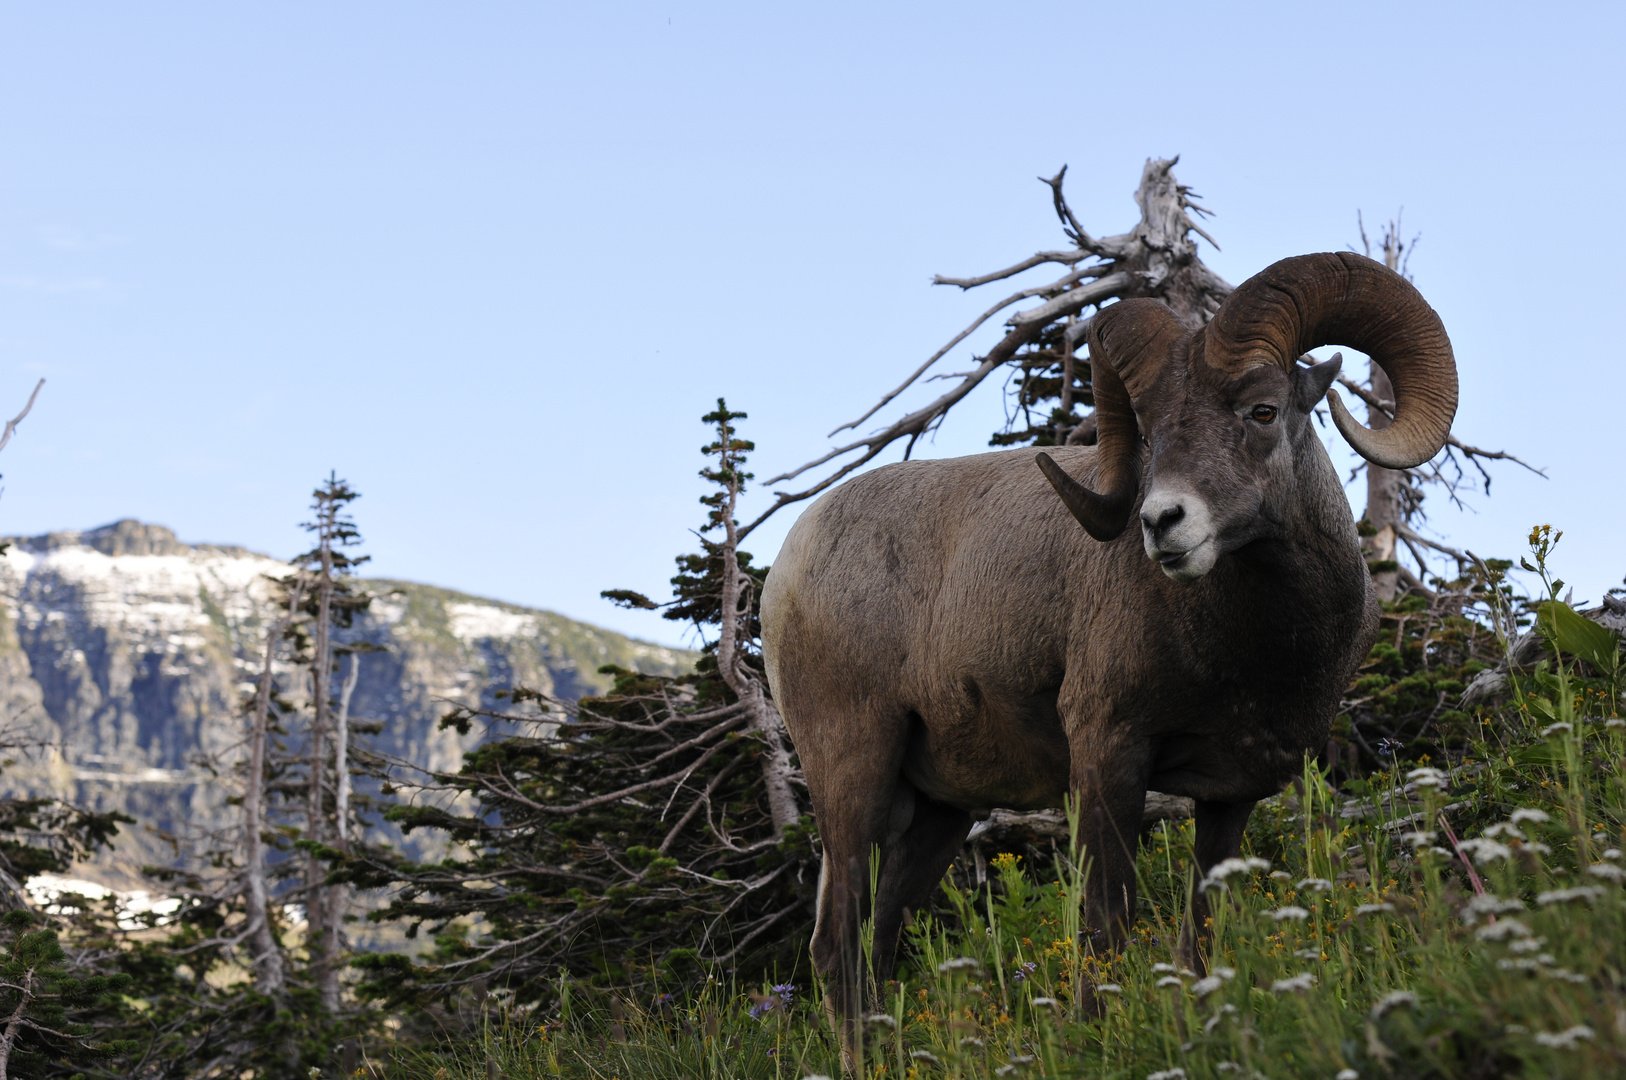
1, 2, 1621, 647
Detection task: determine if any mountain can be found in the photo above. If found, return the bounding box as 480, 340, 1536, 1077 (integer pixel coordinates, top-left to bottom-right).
0, 519, 695, 883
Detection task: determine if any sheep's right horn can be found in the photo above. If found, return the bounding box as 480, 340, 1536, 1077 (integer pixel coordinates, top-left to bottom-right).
1206, 252, 1457, 470
1036, 299, 1185, 541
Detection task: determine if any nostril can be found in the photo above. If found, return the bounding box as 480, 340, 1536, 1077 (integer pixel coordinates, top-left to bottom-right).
1141, 504, 1185, 534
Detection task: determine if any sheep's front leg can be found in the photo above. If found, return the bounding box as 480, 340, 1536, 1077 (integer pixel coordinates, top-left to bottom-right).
1072, 743, 1153, 946
1179, 798, 1257, 972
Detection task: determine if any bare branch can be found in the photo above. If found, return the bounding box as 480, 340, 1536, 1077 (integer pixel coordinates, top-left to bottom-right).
1009, 271, 1132, 327
0, 379, 44, 456
1394, 521, 1470, 564
828, 265, 1104, 437
1332, 372, 1544, 478
743, 319, 1043, 537
932, 249, 1090, 290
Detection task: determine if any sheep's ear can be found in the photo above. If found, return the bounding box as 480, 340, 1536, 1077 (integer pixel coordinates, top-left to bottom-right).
1294, 352, 1343, 413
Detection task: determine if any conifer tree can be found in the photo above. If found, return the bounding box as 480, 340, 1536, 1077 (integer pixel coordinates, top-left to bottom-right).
286, 475, 373, 1013
0, 910, 133, 1080
348, 402, 813, 1021
66, 477, 387, 1079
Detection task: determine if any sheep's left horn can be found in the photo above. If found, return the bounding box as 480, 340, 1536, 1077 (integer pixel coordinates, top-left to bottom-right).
1036, 452, 1133, 541
1035, 298, 1182, 541
1206, 252, 1457, 470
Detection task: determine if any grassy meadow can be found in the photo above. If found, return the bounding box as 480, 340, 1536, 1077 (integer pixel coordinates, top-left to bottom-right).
392, 539, 1625, 1080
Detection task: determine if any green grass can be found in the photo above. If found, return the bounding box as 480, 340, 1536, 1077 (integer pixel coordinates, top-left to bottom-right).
390, 550, 1624, 1079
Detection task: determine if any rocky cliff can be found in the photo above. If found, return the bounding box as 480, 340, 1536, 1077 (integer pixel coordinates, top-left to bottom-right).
0, 520, 694, 883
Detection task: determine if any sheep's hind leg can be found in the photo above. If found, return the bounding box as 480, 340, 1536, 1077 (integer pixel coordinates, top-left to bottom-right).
870, 786, 972, 987
803, 733, 907, 1069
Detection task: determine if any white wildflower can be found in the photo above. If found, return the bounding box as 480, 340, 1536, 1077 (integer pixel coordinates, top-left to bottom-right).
1508, 937, 1547, 953
1179, 968, 1196, 978
909, 1051, 941, 1064
1009, 1056, 1035, 1066
1355, 902, 1395, 917
1298, 877, 1333, 891
937, 956, 982, 974
1151, 962, 1178, 973
1215, 1064, 1239, 1074
1456, 837, 1513, 864
1459, 894, 1524, 923
1269, 870, 1292, 881
1475, 918, 1532, 941
1029, 997, 1059, 1010
1271, 972, 1317, 993
1587, 863, 1626, 882
1533, 1024, 1594, 1049
1602, 848, 1623, 861
1202, 1004, 1238, 1034
1525, 841, 1553, 855
865, 1013, 897, 1029
1272, 905, 1310, 921
1497, 957, 1539, 971
960, 1036, 985, 1047
1543, 968, 1589, 984
1146, 1070, 1187, 1080
1407, 767, 1448, 789
1399, 831, 1435, 849
1540, 722, 1573, 737
1191, 975, 1224, 998
1369, 990, 1418, 1019
1607, 718, 1626, 729
1537, 885, 1605, 906
1156, 975, 1183, 988
1094, 983, 1122, 994
1483, 822, 1521, 839
1427, 846, 1455, 858
1295, 948, 1324, 960
1336, 1071, 1359, 1080
1509, 808, 1550, 825
1203, 856, 1271, 886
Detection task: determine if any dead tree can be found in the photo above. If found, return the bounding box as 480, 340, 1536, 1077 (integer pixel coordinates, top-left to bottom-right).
241, 583, 305, 995
744, 157, 1232, 536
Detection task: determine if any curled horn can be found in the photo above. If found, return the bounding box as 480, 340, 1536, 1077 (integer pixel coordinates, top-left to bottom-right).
1036, 299, 1186, 541
1206, 252, 1457, 470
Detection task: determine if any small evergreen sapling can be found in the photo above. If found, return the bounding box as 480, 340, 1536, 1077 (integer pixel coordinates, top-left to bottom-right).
350, 401, 813, 1022
0, 909, 133, 1080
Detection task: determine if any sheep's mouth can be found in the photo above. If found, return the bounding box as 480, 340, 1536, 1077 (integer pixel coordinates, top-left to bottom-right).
1152, 536, 1215, 581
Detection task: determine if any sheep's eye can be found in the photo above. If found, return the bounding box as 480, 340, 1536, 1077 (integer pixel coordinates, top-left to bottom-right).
1250, 405, 1278, 424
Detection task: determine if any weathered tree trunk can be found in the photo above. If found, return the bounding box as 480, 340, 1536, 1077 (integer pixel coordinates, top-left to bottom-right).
321, 650, 360, 1007
244, 586, 300, 995
713, 424, 802, 838
1360, 221, 1410, 601
309, 512, 339, 1013
1364, 362, 1402, 601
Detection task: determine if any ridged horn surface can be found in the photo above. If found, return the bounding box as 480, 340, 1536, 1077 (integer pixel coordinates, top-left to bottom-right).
1205, 251, 1457, 470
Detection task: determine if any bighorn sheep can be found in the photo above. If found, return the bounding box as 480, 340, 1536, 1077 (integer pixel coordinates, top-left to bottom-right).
760, 252, 1457, 1029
